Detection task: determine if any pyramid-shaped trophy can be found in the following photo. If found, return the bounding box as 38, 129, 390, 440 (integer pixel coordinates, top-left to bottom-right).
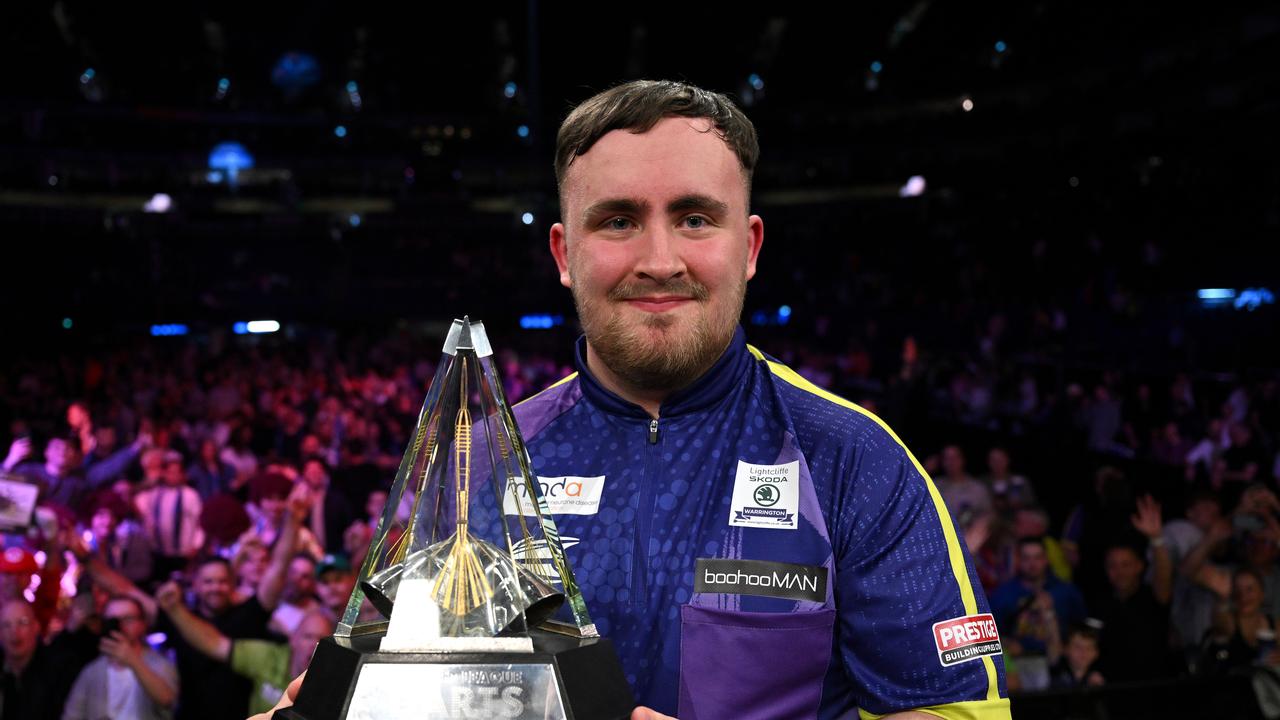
277, 318, 634, 720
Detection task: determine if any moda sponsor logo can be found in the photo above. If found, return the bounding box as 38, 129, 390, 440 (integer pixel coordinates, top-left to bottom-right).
694, 558, 827, 603
503, 475, 605, 516
932, 613, 1002, 667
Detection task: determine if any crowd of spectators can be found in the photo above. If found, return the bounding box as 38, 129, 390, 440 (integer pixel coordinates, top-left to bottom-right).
0, 316, 1277, 718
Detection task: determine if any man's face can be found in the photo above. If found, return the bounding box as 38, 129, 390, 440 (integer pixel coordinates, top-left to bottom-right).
1017, 543, 1048, 583
302, 461, 327, 490
365, 491, 387, 520
91, 508, 116, 538
0, 602, 38, 661
103, 598, 146, 643
316, 569, 356, 612
194, 562, 233, 615
67, 403, 90, 430
551, 117, 763, 392
987, 448, 1009, 476
1186, 499, 1221, 533
236, 545, 269, 588
45, 438, 75, 474
942, 446, 965, 477
285, 558, 317, 602
290, 613, 333, 667
1104, 547, 1144, 596
1012, 510, 1048, 539
162, 461, 185, 486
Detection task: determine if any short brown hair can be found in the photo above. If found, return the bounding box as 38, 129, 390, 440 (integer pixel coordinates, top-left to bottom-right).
554, 80, 759, 200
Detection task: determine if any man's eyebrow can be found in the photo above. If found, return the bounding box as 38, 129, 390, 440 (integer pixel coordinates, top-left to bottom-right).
582, 198, 649, 222
667, 195, 729, 215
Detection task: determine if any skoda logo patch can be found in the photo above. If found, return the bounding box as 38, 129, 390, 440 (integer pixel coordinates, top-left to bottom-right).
728, 459, 799, 530
753, 485, 779, 506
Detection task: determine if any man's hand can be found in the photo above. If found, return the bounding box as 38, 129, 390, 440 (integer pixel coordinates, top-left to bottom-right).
100, 631, 143, 670
632, 708, 677, 720
248, 671, 305, 720
287, 483, 312, 524
1130, 494, 1163, 539
2, 437, 31, 472
155, 581, 184, 613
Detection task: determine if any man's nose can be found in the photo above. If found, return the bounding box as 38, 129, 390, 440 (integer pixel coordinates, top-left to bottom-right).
633, 225, 686, 282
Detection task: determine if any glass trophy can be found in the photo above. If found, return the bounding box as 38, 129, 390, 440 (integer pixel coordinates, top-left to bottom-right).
277, 318, 634, 720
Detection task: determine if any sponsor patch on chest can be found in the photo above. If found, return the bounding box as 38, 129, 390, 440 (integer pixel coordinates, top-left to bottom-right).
694, 558, 827, 603
727, 460, 799, 530
503, 475, 605, 516
932, 613, 1002, 667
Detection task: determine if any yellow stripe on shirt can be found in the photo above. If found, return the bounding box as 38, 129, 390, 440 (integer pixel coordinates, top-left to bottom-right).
748, 345, 1003, 707
513, 372, 579, 407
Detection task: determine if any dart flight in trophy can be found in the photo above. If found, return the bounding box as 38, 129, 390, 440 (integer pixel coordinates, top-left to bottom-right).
278, 317, 633, 720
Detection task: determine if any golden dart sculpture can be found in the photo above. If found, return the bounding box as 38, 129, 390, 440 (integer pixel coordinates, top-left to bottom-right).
431, 357, 493, 614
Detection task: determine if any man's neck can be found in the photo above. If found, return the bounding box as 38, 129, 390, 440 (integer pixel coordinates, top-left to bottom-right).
583, 343, 668, 420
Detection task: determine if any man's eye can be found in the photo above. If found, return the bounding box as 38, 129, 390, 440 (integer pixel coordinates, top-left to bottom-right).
683, 215, 709, 229
606, 217, 633, 231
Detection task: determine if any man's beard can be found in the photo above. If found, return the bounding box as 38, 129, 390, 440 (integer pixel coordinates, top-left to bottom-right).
572, 276, 744, 393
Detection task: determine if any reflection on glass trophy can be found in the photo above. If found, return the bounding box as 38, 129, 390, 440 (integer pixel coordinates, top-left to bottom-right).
277, 318, 633, 720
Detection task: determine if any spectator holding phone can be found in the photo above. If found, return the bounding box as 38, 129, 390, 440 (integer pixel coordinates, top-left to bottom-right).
61, 595, 178, 720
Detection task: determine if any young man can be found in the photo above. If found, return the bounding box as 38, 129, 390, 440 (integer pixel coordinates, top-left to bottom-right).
535, 80, 1006, 720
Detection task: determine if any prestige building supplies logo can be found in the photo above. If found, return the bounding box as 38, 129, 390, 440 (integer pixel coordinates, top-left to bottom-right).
932, 613, 1002, 667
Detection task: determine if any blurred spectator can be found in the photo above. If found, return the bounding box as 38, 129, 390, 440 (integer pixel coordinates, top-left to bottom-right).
244, 471, 323, 559
84, 491, 153, 586
269, 554, 322, 635
1049, 624, 1105, 689
1, 599, 78, 720
314, 553, 358, 621
984, 446, 1037, 516
935, 444, 992, 525
343, 489, 386, 568
134, 452, 204, 580
991, 536, 1086, 657
4, 435, 145, 510
1062, 466, 1139, 607
187, 438, 239, 501
1164, 489, 1227, 654
300, 458, 355, 554
61, 595, 178, 720
155, 577, 333, 717
1201, 568, 1280, 718
1094, 503, 1174, 682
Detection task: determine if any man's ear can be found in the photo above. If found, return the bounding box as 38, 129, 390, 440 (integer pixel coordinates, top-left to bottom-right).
744, 215, 764, 281
550, 223, 572, 288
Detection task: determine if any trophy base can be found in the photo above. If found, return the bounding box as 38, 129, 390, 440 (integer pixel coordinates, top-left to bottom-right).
276, 628, 635, 720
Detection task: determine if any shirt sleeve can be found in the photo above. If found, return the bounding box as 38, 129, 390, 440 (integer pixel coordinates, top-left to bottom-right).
230, 639, 291, 689
60, 665, 91, 720
86, 445, 138, 488
833, 432, 1010, 719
